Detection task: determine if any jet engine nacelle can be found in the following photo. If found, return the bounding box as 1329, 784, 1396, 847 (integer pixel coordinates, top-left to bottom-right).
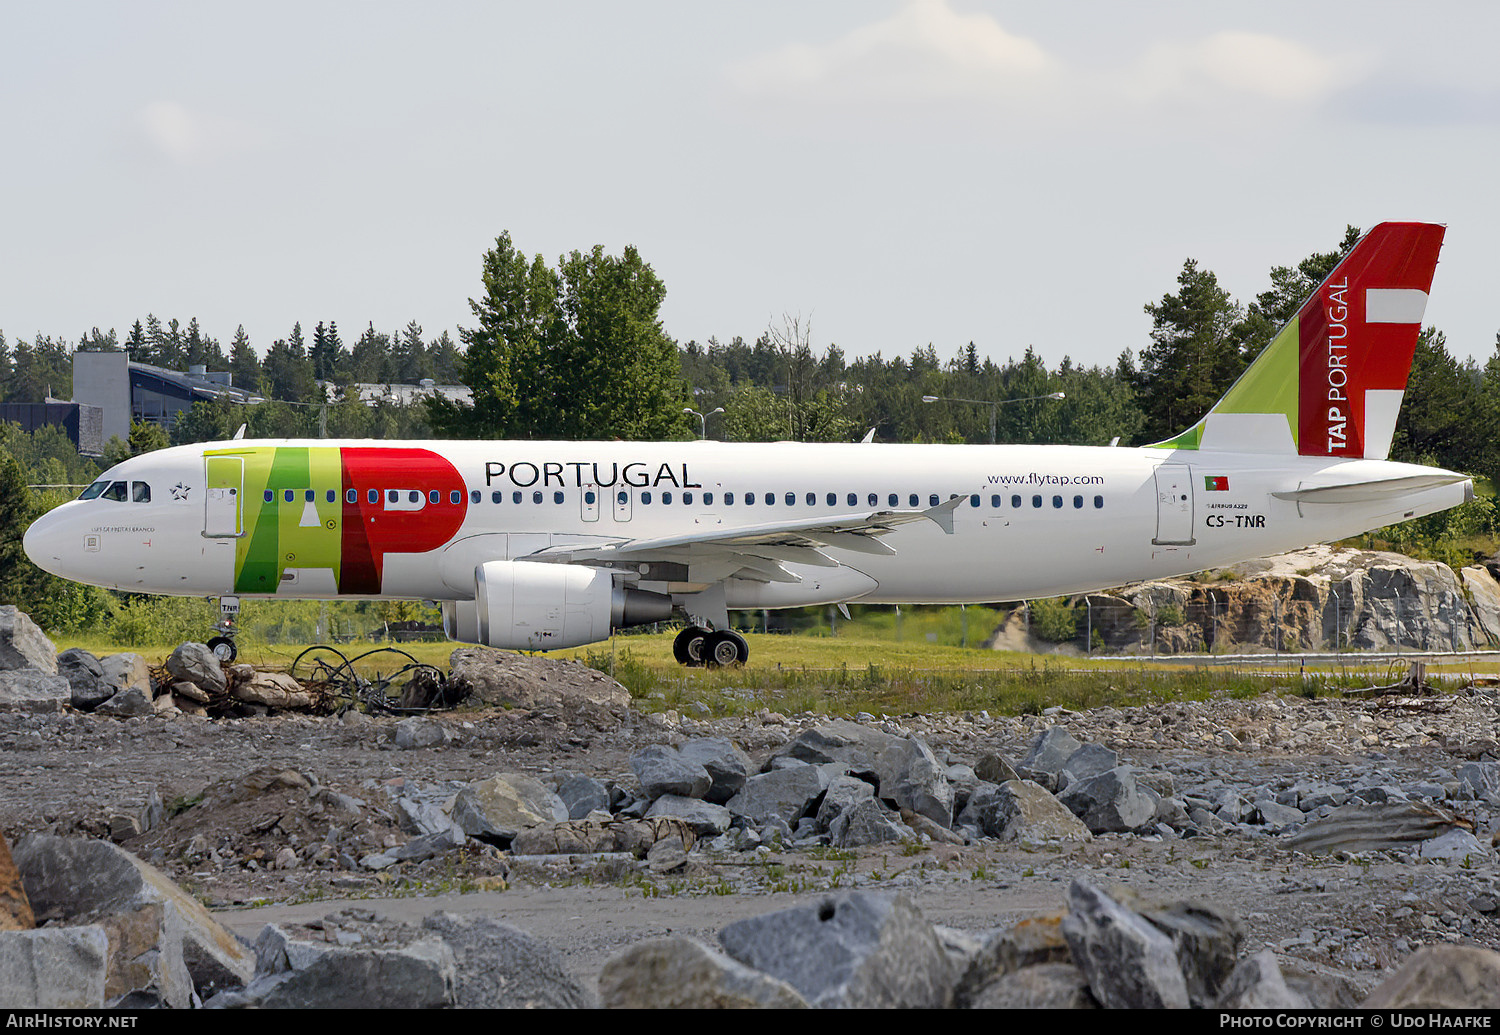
469, 560, 671, 650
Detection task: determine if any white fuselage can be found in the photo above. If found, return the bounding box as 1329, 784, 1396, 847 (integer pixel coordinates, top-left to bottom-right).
24, 439, 1471, 611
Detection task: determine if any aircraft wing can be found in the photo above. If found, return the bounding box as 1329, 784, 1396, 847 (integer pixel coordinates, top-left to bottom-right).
526, 496, 964, 583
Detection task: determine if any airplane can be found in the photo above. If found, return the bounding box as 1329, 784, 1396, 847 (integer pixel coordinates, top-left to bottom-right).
24, 222, 1469, 667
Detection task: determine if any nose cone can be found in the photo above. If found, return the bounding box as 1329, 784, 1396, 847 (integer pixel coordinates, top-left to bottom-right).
23, 508, 69, 579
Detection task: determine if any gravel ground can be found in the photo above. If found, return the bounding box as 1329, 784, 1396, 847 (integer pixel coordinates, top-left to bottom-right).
2, 688, 1497, 995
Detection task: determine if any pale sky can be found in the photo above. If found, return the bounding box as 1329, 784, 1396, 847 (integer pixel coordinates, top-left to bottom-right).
3, 1, 1497, 375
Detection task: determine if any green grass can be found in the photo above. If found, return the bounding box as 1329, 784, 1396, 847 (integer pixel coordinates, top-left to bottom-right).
59, 622, 1482, 722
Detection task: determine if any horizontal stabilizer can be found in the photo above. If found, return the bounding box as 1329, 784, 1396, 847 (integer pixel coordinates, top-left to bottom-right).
1271, 473, 1469, 504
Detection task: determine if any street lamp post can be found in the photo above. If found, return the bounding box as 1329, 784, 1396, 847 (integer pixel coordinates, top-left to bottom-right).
921, 391, 1065, 444
683, 406, 723, 440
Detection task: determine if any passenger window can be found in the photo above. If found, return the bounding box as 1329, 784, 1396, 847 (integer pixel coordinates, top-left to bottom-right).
286, 490, 297, 503
785, 492, 795, 506
585, 490, 597, 504
868, 493, 878, 507
703, 492, 713, 505
990, 494, 1001, 508
827, 493, 836, 506
909, 494, 918, 507
513, 491, 522, 504
409, 490, 421, 504
306, 490, 316, 503
1032, 495, 1042, 508
102, 481, 128, 502
532, 491, 543, 504
326, 490, 336, 504
470, 490, 481, 504
745, 492, 755, 504
616, 491, 627, 505
848, 493, 857, 507
369, 489, 379, 505
429, 490, 440, 505
553, 491, 564, 504
264, 490, 274, 503
969, 494, 980, 507
642, 491, 652, 504
1094, 495, 1104, 509
1073, 495, 1083, 509
662, 491, 673, 505
724, 492, 733, 505
1052, 495, 1063, 508
132, 482, 151, 503
930, 495, 940, 507
453, 491, 464, 505
888, 493, 898, 507
1012, 495, 1022, 508
765, 493, 774, 506
347, 489, 358, 504
683, 491, 693, 505
806, 492, 815, 506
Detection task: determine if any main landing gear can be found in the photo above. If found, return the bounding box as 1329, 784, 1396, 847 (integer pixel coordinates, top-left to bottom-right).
672, 625, 749, 667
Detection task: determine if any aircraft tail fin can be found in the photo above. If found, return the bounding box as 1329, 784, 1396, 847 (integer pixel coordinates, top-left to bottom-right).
1154, 222, 1445, 460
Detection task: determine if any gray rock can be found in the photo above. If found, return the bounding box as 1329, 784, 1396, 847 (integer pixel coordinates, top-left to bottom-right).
973, 751, 1021, 786
394, 717, 452, 750
1059, 742, 1118, 788
874, 736, 955, 828
0, 607, 56, 673
631, 744, 712, 801
817, 775, 877, 829
768, 719, 901, 770
1419, 828, 1494, 864
1019, 726, 1083, 786
56, 649, 111, 710
829, 798, 916, 848
165, 642, 226, 694
646, 794, 734, 836
95, 686, 154, 718
1362, 944, 1500, 1009
1139, 898, 1245, 1008
600, 936, 808, 1009
1254, 799, 1306, 831
718, 891, 957, 1008
452, 774, 566, 846
1057, 766, 1157, 833
0, 669, 71, 713
15, 836, 254, 1003
98, 653, 151, 694
725, 765, 832, 827
962, 780, 1093, 844
421, 912, 594, 1008
1062, 880, 1190, 1009
1217, 949, 1311, 1008
675, 737, 752, 803
554, 773, 611, 820
209, 924, 454, 1009
969, 962, 1097, 1009
0, 926, 109, 1008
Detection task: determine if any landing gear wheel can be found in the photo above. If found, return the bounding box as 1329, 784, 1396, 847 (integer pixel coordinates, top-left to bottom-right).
672, 626, 710, 667
206, 636, 238, 663
704, 630, 749, 667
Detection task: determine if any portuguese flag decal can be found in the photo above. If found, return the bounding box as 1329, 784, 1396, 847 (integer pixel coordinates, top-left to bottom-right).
1204, 475, 1229, 492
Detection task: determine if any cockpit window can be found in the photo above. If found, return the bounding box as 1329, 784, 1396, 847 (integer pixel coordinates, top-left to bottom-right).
132, 482, 151, 503
101, 481, 128, 502
78, 481, 108, 500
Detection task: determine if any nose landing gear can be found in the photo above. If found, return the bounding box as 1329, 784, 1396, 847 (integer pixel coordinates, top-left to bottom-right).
207, 596, 240, 662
